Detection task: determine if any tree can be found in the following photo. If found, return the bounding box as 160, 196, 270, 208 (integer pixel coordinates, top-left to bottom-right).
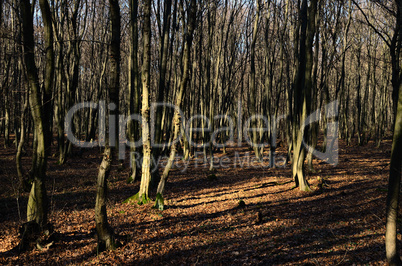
291, 0, 317, 191
39, 0, 54, 155
54, 0, 82, 164
153, 0, 173, 164
94, 0, 121, 251
249, 0, 262, 161
385, 0, 402, 264
127, 0, 140, 183
386, 70, 402, 265
21, 0, 51, 229
137, 0, 153, 204
155, 0, 197, 210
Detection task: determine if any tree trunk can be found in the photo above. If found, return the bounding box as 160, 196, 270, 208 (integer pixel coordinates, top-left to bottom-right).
39, 0, 54, 157
154, 0, 172, 161
127, 0, 140, 183
249, 0, 262, 161
155, 0, 196, 210
137, 0, 153, 204
292, 0, 316, 192
63, 0, 81, 163
95, 146, 116, 251
94, 0, 120, 252
17, 90, 29, 191
385, 67, 402, 266
21, 0, 49, 229
4, 84, 10, 148
385, 0, 402, 264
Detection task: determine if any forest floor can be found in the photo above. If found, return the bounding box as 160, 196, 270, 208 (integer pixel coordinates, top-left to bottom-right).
0, 135, 394, 265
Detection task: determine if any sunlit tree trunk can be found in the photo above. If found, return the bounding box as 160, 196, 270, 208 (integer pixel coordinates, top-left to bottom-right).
137, 0, 152, 204
292, 0, 316, 192
155, 0, 197, 210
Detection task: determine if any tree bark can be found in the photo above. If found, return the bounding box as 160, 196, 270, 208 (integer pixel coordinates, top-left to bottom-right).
154, 0, 172, 158
17, 90, 29, 191
21, 0, 49, 229
137, 0, 153, 204
155, 0, 197, 210
385, 0, 402, 264
292, 0, 316, 192
95, 147, 116, 251
39, 0, 54, 157
127, 0, 140, 183
95, 0, 120, 251
249, 0, 262, 161
385, 64, 402, 266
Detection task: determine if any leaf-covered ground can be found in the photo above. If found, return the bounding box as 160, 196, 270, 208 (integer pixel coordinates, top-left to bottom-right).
0, 136, 394, 265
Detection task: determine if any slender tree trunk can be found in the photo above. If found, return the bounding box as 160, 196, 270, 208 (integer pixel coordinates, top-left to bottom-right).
63, 1, 81, 162
204, 1, 216, 169
306, 2, 321, 171
249, 0, 261, 161
155, 0, 196, 210
137, 0, 153, 204
17, 90, 29, 191
95, 0, 120, 251
95, 146, 116, 251
127, 0, 140, 183
55, 20, 66, 164
4, 84, 10, 147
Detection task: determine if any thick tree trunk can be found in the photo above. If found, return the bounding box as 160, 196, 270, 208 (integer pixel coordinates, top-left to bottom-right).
21, 0, 49, 229
292, 0, 316, 192
386, 1, 402, 264
386, 83, 402, 266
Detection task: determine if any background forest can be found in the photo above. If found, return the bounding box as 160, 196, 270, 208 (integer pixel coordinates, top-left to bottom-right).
1, 0, 402, 264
